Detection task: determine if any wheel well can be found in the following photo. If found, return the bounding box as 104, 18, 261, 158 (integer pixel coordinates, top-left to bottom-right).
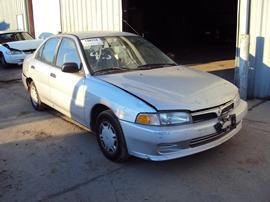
26, 78, 33, 88
90, 104, 110, 133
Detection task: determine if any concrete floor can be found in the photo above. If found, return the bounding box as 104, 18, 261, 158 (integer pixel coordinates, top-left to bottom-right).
0, 62, 269, 201
169, 43, 237, 83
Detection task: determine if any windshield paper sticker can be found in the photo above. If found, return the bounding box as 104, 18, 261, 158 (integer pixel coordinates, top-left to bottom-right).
82, 38, 103, 46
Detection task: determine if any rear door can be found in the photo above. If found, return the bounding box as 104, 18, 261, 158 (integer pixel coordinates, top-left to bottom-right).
30, 37, 60, 105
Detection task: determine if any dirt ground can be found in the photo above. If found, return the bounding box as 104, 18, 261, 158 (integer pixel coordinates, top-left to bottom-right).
0, 50, 269, 201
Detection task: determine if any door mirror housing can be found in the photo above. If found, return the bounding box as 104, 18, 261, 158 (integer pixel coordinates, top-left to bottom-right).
61, 62, 80, 73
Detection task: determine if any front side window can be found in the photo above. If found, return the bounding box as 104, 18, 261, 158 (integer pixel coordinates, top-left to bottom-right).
56, 38, 81, 69
36, 38, 60, 64
81, 36, 176, 74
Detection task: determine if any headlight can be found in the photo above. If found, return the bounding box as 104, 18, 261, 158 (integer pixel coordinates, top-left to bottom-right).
233, 92, 240, 108
136, 111, 191, 126
6, 50, 22, 55
159, 112, 191, 125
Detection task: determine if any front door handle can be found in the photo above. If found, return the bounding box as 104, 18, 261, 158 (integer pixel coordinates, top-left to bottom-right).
31, 65, 35, 69
50, 73, 56, 78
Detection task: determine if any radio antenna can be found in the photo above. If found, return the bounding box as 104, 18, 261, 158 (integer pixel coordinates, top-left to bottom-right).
122, 18, 140, 36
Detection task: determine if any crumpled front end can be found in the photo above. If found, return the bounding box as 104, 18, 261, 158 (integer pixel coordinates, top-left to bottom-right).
3, 39, 42, 65
120, 99, 248, 161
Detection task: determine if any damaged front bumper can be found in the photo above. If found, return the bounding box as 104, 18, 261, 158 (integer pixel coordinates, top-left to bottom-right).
5, 52, 32, 65
120, 100, 248, 161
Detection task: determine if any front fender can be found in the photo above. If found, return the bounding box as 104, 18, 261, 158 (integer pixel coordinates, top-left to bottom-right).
84, 75, 156, 128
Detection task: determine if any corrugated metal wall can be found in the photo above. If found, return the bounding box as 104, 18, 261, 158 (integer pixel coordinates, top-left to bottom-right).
248, 0, 270, 98
60, 0, 122, 32
0, 0, 28, 31
236, 0, 270, 99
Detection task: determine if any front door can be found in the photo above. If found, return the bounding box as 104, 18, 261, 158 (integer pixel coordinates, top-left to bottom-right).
49, 38, 86, 125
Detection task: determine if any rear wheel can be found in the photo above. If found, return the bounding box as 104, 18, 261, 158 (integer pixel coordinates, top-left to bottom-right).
96, 110, 130, 162
1, 54, 9, 69
29, 81, 47, 111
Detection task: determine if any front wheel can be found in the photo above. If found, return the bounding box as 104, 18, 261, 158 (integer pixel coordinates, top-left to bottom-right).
29, 81, 47, 111
1, 55, 9, 69
96, 110, 130, 162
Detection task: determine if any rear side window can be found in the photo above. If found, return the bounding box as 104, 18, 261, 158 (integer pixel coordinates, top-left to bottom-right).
36, 38, 60, 64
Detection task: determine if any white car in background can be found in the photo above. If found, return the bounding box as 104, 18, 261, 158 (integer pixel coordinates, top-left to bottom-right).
22, 31, 248, 162
0, 30, 43, 68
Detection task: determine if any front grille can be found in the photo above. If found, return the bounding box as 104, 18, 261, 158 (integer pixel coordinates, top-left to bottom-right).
192, 113, 217, 123
221, 103, 234, 115
23, 49, 36, 54
190, 100, 234, 123
24, 51, 34, 54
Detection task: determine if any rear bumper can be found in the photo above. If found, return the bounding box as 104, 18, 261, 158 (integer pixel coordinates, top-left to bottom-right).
120, 100, 248, 161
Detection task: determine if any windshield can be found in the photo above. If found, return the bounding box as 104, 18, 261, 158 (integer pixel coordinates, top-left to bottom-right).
0, 32, 34, 44
81, 36, 176, 74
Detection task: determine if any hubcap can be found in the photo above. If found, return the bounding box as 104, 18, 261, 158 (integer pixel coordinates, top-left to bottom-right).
30, 85, 38, 107
99, 121, 117, 154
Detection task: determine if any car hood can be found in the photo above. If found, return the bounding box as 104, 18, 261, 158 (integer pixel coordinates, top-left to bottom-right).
4, 39, 43, 50
97, 66, 238, 111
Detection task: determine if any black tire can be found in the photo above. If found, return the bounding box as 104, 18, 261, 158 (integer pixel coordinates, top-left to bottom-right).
1, 54, 9, 69
96, 110, 130, 162
29, 81, 47, 111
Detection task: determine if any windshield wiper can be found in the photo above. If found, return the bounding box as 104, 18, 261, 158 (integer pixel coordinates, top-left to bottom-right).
94, 67, 130, 74
137, 63, 176, 69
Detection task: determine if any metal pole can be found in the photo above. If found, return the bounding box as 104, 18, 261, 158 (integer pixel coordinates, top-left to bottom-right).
239, 34, 249, 100
26, 0, 35, 37
235, 0, 250, 99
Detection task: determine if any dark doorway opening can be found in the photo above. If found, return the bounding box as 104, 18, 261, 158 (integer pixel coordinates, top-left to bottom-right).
124, 0, 238, 67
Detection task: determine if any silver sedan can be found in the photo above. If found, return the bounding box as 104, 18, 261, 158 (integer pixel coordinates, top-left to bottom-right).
22, 31, 248, 162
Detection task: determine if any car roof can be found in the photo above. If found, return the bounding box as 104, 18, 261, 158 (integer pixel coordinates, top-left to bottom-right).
57, 31, 137, 39
0, 30, 27, 34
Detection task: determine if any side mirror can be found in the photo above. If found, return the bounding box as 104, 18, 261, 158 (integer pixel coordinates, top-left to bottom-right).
61, 62, 79, 73
167, 53, 175, 60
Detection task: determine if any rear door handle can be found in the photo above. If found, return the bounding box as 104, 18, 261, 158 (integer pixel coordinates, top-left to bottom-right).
31, 65, 35, 69
50, 73, 56, 78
